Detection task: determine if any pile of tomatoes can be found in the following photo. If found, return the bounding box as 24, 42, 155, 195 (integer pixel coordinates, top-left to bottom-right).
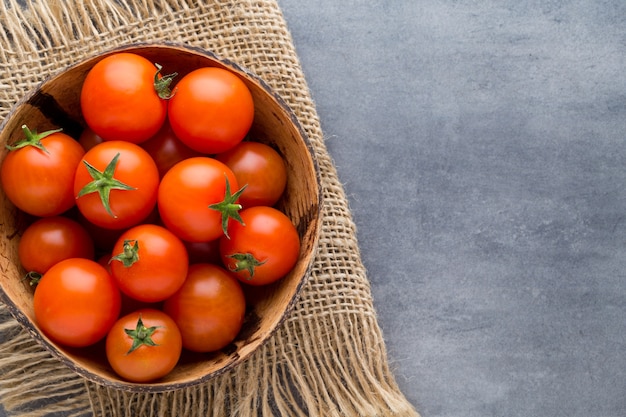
0, 52, 301, 383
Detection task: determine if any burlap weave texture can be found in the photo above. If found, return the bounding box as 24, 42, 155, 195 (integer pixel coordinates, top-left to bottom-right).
0, 1, 419, 416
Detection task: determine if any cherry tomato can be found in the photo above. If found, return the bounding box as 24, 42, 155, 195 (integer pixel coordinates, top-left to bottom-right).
158, 157, 244, 242
81, 52, 175, 143
109, 224, 189, 303
18, 216, 94, 275
168, 67, 254, 154
140, 121, 202, 178
33, 258, 121, 348
215, 141, 287, 207
219, 206, 300, 286
163, 264, 246, 353
1, 125, 84, 217
106, 309, 182, 382
74, 141, 159, 230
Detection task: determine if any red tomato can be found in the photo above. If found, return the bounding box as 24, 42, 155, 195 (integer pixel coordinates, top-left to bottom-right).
106, 309, 182, 382
74, 141, 159, 230
81, 52, 174, 143
1, 125, 84, 217
18, 216, 94, 275
163, 264, 246, 353
167, 67, 254, 154
219, 206, 300, 286
109, 224, 189, 303
215, 141, 287, 207
158, 157, 244, 242
140, 121, 202, 177
33, 258, 121, 348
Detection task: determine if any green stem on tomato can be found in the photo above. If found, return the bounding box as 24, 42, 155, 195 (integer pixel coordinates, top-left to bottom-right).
125, 314, 160, 354
208, 176, 247, 239
154, 63, 178, 99
76, 152, 136, 218
5, 124, 62, 153
226, 252, 267, 279
110, 239, 140, 267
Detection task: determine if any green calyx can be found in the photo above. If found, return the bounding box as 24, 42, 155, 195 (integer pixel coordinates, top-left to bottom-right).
153, 63, 178, 99
76, 152, 136, 218
110, 239, 140, 267
24, 271, 42, 287
227, 252, 266, 279
125, 314, 160, 354
5, 124, 62, 153
208, 176, 247, 239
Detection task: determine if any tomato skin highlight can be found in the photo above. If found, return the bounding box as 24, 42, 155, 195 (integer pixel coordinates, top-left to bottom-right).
80, 52, 168, 143
215, 141, 287, 207
1, 130, 85, 217
33, 258, 121, 348
168, 67, 254, 154
157, 157, 241, 242
163, 263, 246, 353
106, 309, 182, 383
74, 141, 159, 230
219, 206, 300, 286
110, 224, 189, 303
18, 216, 95, 275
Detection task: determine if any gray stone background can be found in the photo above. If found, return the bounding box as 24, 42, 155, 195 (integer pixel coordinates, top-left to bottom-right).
278, 1, 626, 416
2, 1, 626, 416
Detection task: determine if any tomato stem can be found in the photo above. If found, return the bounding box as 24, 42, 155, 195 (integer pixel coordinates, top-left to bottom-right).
5, 124, 62, 153
227, 252, 266, 279
208, 176, 247, 239
154, 63, 177, 100
125, 314, 160, 354
110, 239, 140, 267
76, 152, 137, 218
24, 271, 42, 287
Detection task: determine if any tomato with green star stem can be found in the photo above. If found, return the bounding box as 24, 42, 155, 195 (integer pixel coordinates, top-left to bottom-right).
157, 156, 246, 242
74, 140, 159, 230
1, 125, 85, 217
105, 309, 182, 382
219, 206, 301, 286
109, 224, 189, 303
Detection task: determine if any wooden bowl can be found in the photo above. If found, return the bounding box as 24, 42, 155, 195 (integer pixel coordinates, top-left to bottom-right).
0, 43, 321, 392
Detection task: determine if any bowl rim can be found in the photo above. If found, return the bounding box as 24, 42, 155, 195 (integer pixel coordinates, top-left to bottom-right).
0, 41, 323, 392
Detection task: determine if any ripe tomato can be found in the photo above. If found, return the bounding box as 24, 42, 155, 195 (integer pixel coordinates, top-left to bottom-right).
215, 141, 287, 207
163, 264, 246, 353
219, 206, 300, 286
1, 125, 84, 217
140, 120, 202, 177
81, 52, 175, 143
18, 216, 94, 276
33, 258, 121, 348
74, 141, 159, 230
106, 309, 182, 382
109, 224, 189, 303
158, 157, 244, 242
167, 67, 254, 154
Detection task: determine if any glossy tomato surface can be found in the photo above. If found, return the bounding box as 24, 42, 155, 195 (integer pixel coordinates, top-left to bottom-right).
80, 52, 169, 143
158, 157, 241, 242
33, 258, 121, 347
163, 263, 246, 353
74, 141, 159, 230
219, 206, 300, 286
106, 309, 182, 383
18, 216, 94, 275
109, 224, 189, 303
168, 67, 254, 154
1, 128, 84, 217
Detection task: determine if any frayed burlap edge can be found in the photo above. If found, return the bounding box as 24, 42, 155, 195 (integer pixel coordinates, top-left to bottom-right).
0, 1, 420, 416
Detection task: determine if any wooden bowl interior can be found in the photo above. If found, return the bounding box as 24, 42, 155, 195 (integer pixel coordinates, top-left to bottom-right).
0, 44, 320, 392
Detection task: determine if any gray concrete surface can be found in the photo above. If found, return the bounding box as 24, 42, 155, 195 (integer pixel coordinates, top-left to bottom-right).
277, 1, 626, 416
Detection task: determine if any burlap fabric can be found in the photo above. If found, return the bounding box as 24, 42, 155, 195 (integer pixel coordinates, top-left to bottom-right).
0, 1, 419, 416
